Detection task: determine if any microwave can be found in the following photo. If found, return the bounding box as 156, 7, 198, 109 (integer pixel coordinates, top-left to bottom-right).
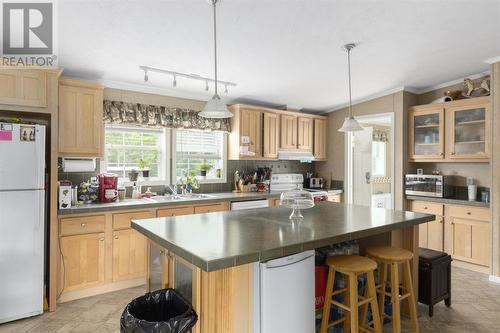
405, 174, 453, 198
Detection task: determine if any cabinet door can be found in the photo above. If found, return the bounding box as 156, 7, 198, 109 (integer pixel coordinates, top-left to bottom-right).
313, 119, 327, 160
59, 83, 103, 157
409, 108, 444, 160
0, 70, 47, 107
239, 109, 262, 157
427, 217, 444, 251
112, 229, 148, 282
60, 233, 105, 292
263, 112, 280, 159
280, 115, 298, 149
447, 103, 490, 160
449, 218, 490, 267
418, 223, 428, 249
297, 117, 313, 151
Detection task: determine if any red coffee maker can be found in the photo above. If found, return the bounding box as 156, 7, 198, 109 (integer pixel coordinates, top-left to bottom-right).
98, 173, 118, 202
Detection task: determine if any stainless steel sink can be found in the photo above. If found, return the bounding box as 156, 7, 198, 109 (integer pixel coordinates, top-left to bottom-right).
144, 193, 215, 202
178, 193, 216, 199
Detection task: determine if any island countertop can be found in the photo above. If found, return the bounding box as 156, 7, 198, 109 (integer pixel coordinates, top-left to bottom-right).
131, 202, 434, 272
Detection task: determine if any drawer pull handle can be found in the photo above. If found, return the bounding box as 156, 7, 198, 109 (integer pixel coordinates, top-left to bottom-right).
81, 223, 86, 228
114, 235, 119, 239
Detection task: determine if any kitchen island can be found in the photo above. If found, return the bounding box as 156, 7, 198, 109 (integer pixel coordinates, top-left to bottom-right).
132, 202, 434, 333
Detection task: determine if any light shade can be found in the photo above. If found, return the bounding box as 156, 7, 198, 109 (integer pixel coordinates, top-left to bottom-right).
199, 95, 233, 118
338, 116, 363, 132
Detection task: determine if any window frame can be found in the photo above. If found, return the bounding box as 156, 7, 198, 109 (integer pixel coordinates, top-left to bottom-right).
171, 129, 228, 184
104, 124, 171, 184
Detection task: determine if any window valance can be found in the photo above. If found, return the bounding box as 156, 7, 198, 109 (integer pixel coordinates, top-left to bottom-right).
103, 100, 231, 132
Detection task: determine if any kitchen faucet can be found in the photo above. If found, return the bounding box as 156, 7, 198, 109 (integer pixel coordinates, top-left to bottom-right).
166, 184, 178, 196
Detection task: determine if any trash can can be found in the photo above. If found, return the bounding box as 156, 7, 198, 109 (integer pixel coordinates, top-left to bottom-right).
121, 288, 198, 333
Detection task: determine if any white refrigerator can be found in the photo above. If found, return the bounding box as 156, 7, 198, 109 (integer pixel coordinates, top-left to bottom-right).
0, 122, 46, 323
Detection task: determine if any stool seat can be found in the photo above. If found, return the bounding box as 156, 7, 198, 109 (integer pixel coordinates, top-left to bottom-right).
327, 255, 377, 273
366, 246, 413, 262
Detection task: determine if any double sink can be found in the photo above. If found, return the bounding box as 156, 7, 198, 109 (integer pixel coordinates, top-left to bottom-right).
143, 193, 216, 203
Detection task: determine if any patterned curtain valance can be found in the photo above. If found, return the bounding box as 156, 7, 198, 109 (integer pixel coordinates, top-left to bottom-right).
103, 100, 231, 132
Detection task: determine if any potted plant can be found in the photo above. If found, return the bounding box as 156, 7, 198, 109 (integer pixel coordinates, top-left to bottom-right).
128, 169, 139, 182
199, 162, 212, 178
181, 170, 200, 193
138, 158, 151, 178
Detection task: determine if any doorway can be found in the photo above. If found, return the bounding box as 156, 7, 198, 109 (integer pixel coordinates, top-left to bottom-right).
345, 113, 395, 208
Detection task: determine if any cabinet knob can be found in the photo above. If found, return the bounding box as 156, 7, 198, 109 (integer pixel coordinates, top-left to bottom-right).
451, 152, 455, 155
159, 250, 165, 255
99, 237, 104, 241
424, 206, 428, 209
440, 152, 444, 156
81, 223, 86, 227
467, 211, 471, 215
114, 235, 119, 239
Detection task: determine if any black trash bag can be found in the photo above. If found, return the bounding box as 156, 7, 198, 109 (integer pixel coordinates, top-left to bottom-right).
121, 288, 198, 333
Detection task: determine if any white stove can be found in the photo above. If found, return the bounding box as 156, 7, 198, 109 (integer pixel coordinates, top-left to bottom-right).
270, 173, 328, 203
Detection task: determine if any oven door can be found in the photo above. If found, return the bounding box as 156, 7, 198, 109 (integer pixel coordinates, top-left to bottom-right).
405, 177, 443, 197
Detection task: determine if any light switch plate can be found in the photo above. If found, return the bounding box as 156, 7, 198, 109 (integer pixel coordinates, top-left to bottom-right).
241, 135, 251, 144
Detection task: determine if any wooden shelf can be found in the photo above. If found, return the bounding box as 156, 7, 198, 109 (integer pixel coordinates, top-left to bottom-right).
455, 120, 485, 126
415, 124, 440, 129
455, 140, 485, 145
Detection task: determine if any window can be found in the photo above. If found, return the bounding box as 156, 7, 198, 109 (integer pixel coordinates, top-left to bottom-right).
174, 130, 226, 182
371, 141, 386, 177
105, 125, 167, 179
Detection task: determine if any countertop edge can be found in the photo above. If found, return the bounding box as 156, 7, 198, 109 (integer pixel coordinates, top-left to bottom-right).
406, 195, 490, 208
132, 212, 434, 272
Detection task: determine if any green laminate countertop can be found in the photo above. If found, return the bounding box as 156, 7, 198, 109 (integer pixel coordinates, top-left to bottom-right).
131, 202, 434, 272
57, 192, 282, 215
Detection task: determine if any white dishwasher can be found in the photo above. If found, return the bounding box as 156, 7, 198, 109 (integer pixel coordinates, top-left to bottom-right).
253, 250, 315, 333
230, 199, 269, 210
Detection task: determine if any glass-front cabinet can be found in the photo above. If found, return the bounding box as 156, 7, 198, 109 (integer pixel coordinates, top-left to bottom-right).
409, 97, 490, 162
447, 103, 489, 160
409, 108, 444, 160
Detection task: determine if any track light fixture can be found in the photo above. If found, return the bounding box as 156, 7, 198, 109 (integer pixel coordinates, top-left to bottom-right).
143, 70, 148, 82
205, 80, 209, 91
173, 74, 177, 87
224, 84, 228, 94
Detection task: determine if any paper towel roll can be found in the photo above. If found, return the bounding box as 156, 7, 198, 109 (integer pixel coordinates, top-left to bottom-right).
62, 158, 96, 172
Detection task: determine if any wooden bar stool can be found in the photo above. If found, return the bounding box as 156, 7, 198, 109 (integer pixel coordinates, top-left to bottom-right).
366, 246, 419, 333
320, 255, 382, 333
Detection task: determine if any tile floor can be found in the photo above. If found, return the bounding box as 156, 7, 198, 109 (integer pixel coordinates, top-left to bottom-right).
0, 266, 499, 333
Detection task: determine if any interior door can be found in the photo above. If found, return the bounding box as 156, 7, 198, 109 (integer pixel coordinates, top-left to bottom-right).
351, 127, 373, 206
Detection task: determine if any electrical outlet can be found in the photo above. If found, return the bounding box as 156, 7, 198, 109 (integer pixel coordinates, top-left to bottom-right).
241, 135, 251, 144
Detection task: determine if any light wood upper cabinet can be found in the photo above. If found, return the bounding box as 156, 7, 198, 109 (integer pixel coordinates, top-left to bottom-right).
409, 97, 490, 162
280, 115, 298, 149
112, 229, 148, 282
263, 112, 280, 159
446, 101, 490, 160
59, 233, 105, 292
0, 70, 47, 107
297, 117, 313, 151
58, 79, 104, 157
313, 118, 327, 160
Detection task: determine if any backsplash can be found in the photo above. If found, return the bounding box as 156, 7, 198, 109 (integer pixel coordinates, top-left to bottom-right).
58, 158, 315, 194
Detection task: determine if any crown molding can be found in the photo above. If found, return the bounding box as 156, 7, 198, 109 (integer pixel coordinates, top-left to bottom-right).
412, 70, 491, 95
485, 56, 500, 65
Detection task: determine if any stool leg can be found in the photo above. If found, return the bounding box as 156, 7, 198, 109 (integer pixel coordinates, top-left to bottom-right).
360, 275, 369, 328
367, 271, 382, 333
377, 262, 387, 325
403, 260, 420, 333
320, 266, 336, 333
349, 272, 359, 333
390, 262, 401, 333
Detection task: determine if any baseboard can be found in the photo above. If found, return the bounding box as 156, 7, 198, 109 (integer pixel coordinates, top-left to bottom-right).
489, 275, 500, 284
58, 278, 146, 303
451, 259, 490, 274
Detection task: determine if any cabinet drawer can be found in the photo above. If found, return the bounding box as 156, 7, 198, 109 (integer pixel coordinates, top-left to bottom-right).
60, 215, 105, 236
113, 210, 155, 230
446, 205, 490, 221
157, 206, 194, 217
409, 201, 443, 216
194, 202, 227, 214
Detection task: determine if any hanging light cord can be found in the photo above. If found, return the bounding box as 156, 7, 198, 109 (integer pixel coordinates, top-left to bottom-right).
212, 0, 219, 98
347, 47, 353, 118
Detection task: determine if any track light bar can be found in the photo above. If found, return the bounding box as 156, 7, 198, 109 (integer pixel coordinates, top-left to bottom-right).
139, 65, 236, 93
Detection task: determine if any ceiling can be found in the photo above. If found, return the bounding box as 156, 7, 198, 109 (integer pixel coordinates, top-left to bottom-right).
59, 0, 500, 112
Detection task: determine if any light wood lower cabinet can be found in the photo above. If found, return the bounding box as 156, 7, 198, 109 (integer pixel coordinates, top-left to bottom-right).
409, 200, 491, 269
59, 233, 105, 292
112, 229, 148, 282
327, 194, 342, 203
194, 202, 228, 214
157, 206, 195, 217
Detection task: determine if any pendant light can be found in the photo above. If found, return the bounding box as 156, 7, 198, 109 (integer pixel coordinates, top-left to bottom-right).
199, 0, 233, 119
338, 43, 363, 132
